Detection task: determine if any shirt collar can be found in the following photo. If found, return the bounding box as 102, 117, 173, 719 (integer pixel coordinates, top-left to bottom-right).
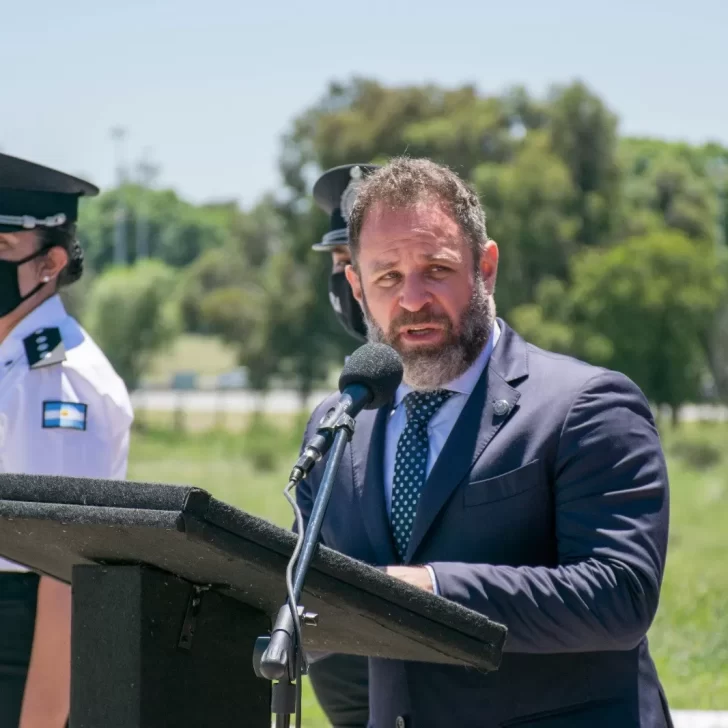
0, 295, 67, 363
393, 320, 501, 408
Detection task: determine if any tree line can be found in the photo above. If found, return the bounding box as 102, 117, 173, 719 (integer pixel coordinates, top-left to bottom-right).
67, 78, 728, 420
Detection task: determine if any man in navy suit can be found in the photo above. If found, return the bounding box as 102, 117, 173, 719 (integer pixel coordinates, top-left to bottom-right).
297, 157, 673, 727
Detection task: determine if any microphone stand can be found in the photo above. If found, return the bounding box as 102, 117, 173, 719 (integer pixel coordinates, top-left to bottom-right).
253, 408, 357, 728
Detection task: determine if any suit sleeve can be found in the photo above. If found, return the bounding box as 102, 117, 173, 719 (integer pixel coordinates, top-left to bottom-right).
293, 413, 338, 664
293, 413, 317, 534
430, 371, 670, 654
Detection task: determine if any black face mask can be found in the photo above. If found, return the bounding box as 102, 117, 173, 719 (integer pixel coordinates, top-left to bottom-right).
328, 271, 367, 342
0, 248, 50, 319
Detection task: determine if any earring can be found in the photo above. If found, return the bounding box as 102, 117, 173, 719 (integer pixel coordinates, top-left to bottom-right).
42, 276, 50, 283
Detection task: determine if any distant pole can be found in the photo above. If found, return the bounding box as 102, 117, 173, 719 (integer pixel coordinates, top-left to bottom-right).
135, 148, 160, 260
111, 127, 128, 266
113, 207, 127, 266
707, 157, 728, 249
717, 161, 726, 249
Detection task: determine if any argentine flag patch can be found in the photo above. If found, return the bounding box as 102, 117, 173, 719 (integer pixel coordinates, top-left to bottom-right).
42, 401, 88, 431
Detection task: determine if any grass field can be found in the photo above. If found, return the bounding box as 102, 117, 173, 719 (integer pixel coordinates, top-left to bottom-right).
142, 332, 341, 391
127, 417, 728, 726
143, 334, 239, 387
648, 423, 728, 706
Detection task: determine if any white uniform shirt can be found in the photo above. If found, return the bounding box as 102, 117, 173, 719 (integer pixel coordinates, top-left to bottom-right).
0, 295, 134, 571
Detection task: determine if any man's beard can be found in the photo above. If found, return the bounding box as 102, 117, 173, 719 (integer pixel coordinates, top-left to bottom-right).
361, 276, 495, 391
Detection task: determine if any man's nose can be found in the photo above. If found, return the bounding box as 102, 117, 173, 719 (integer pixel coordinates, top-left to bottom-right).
398, 275, 432, 312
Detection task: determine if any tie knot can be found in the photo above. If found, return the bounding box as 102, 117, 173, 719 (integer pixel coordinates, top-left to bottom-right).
402, 389, 453, 426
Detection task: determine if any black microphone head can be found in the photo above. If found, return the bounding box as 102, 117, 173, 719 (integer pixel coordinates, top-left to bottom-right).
338, 343, 403, 410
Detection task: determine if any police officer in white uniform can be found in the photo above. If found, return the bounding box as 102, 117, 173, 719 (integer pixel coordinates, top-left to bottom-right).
0, 153, 133, 727
306, 163, 379, 728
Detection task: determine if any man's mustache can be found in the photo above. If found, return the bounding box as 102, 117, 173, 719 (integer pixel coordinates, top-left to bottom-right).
389, 309, 452, 333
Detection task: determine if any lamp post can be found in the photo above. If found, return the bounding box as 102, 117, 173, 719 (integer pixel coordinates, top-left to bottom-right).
707, 156, 727, 249
111, 127, 129, 266
135, 148, 160, 260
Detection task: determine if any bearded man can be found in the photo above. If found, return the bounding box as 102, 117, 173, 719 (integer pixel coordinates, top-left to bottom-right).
296, 157, 672, 728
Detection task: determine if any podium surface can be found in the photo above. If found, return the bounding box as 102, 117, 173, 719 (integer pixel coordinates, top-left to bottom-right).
0, 474, 507, 726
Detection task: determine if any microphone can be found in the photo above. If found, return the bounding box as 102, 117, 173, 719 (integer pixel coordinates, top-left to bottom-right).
289, 343, 403, 483
256, 342, 403, 699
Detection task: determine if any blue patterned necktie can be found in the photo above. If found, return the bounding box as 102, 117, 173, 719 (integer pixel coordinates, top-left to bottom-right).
391, 389, 454, 559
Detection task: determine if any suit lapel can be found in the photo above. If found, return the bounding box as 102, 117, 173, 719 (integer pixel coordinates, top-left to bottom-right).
404, 321, 528, 563
351, 405, 399, 565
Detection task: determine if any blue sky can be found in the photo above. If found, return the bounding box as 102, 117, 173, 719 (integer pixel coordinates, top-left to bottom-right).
2, 0, 726, 207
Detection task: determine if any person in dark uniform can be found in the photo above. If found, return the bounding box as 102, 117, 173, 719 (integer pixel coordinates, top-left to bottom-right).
312, 163, 381, 342
305, 163, 379, 728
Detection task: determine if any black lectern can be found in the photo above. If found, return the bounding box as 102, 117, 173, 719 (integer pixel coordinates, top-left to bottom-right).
0, 474, 507, 727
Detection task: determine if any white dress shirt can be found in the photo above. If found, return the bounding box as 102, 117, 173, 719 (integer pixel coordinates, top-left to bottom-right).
384, 321, 501, 513
0, 295, 134, 571
383, 322, 501, 591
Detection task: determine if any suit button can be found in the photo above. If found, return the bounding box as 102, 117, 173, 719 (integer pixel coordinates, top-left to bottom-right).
395, 717, 406, 728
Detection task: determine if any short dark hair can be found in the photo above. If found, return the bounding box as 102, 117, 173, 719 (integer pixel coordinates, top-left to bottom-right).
347, 157, 488, 265
39, 222, 83, 287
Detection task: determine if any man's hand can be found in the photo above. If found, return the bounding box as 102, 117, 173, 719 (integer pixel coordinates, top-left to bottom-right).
382, 566, 435, 593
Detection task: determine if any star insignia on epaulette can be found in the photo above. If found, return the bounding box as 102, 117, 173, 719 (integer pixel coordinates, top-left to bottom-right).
23, 327, 66, 369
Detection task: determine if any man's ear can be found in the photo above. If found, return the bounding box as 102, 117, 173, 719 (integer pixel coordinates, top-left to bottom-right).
345, 264, 363, 304
480, 240, 499, 293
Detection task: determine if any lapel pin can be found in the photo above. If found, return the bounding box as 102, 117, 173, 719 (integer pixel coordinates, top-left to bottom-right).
493, 399, 510, 417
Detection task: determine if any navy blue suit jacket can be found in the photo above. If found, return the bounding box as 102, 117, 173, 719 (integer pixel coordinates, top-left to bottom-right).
297, 320, 673, 727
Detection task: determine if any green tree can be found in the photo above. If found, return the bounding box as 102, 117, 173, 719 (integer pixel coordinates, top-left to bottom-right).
189, 194, 345, 400
84, 261, 180, 390
198, 283, 274, 391
78, 185, 230, 272
619, 139, 718, 241
178, 247, 252, 333
261, 203, 349, 401
508, 277, 612, 364
175, 195, 287, 346
512, 232, 726, 422
472, 131, 579, 315
70, 78, 728, 417
402, 91, 515, 173
701, 252, 728, 403
279, 78, 531, 186
617, 141, 728, 406
279, 78, 624, 318
546, 81, 621, 245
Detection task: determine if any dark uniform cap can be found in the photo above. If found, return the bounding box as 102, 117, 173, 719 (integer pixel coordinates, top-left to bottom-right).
0, 153, 99, 234
311, 163, 380, 251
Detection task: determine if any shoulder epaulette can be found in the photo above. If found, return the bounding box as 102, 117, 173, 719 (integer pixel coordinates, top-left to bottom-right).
23, 327, 66, 370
